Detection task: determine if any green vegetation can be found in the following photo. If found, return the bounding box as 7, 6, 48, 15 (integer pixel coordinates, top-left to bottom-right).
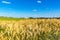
0, 16, 25, 20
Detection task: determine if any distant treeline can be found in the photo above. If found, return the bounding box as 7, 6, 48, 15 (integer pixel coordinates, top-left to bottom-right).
0, 16, 60, 19
28, 17, 60, 19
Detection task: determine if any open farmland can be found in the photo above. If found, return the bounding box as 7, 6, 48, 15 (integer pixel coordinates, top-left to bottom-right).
0, 18, 60, 40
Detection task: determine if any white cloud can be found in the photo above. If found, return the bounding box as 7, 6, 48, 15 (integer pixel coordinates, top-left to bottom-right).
37, 0, 42, 3
1, 1, 11, 4
32, 9, 37, 12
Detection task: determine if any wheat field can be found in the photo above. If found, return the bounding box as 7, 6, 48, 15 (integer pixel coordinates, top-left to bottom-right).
0, 19, 60, 40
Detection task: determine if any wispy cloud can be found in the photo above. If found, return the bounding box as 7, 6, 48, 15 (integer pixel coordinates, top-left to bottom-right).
1, 1, 11, 4
37, 0, 42, 3
32, 9, 37, 12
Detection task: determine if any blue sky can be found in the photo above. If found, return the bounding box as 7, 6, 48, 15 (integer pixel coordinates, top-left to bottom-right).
0, 0, 60, 17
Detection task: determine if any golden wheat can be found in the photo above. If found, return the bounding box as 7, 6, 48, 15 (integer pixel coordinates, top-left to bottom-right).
0, 19, 60, 40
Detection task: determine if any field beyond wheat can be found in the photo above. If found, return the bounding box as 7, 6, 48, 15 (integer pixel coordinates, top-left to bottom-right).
0, 19, 60, 40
